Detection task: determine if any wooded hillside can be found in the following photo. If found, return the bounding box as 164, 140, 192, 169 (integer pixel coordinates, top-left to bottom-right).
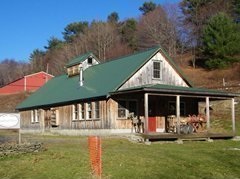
0, 0, 239, 90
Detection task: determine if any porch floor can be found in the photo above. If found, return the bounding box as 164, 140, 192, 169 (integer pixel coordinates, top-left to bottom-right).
140, 132, 235, 141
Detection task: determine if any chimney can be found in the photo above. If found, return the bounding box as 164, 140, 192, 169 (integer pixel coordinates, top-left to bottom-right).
79, 63, 83, 86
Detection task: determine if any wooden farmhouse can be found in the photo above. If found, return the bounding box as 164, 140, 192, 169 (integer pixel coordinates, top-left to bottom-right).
16, 46, 239, 138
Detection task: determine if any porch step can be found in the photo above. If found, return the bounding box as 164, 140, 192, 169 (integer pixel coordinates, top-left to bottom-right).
180, 137, 208, 141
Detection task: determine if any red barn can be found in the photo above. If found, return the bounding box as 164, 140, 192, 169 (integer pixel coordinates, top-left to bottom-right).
0, 71, 54, 94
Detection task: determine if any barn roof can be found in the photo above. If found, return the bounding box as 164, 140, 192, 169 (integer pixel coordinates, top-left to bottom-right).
16, 46, 237, 111
17, 46, 160, 110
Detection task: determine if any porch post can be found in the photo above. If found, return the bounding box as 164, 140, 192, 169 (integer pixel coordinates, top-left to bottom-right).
40, 109, 45, 133
176, 95, 180, 134
206, 97, 210, 131
144, 93, 149, 134
231, 98, 236, 135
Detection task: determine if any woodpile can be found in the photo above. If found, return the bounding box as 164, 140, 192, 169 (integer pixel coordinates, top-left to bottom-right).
0, 143, 45, 157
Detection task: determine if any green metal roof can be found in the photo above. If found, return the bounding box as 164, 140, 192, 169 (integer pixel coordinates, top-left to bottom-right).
65, 52, 97, 68
17, 46, 162, 110
17, 46, 238, 111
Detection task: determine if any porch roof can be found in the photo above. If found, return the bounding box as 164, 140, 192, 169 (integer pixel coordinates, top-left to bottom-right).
110, 84, 239, 98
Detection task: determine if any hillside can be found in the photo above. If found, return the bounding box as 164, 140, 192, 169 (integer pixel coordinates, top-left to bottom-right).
176, 53, 240, 92
0, 92, 30, 113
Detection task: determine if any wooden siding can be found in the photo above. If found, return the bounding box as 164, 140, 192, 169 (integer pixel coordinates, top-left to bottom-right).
119, 52, 188, 90
20, 111, 41, 129
20, 96, 200, 132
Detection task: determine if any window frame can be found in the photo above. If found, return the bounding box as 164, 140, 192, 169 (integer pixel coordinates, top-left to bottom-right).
87, 102, 92, 119
31, 109, 39, 123
94, 101, 100, 119
79, 103, 85, 120
72, 104, 79, 121
152, 60, 162, 80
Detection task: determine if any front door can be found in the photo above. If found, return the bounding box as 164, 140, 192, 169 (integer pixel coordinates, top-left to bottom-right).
148, 101, 156, 132
148, 117, 156, 132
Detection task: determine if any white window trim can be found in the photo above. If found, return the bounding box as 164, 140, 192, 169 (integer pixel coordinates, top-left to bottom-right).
79, 103, 85, 120
87, 102, 92, 120
72, 104, 79, 121
31, 109, 39, 123
152, 60, 162, 80
94, 101, 100, 119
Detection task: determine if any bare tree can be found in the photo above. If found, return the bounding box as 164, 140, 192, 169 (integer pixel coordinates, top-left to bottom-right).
137, 6, 178, 58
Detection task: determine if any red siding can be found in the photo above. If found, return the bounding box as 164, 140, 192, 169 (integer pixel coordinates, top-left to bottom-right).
0, 72, 53, 94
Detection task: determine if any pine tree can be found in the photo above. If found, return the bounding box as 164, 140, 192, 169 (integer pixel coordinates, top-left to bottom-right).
202, 12, 240, 69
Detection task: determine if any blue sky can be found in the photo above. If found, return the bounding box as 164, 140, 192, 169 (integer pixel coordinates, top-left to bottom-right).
0, 0, 180, 62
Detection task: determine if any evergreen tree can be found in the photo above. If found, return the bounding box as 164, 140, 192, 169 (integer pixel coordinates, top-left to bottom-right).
202, 12, 240, 69
120, 18, 138, 50
139, 1, 157, 15
44, 37, 64, 50
63, 22, 88, 42
107, 12, 119, 24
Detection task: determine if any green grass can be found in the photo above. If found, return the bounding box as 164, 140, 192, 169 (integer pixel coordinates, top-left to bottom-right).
1, 134, 240, 179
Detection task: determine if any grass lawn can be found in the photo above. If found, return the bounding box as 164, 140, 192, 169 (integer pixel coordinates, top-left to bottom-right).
0, 134, 240, 179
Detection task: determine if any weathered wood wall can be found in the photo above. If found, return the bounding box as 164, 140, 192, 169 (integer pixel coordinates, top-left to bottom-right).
20, 111, 40, 129
119, 52, 189, 90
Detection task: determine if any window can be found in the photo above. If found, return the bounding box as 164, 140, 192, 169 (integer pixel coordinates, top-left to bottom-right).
88, 57, 93, 64
168, 101, 186, 116
118, 101, 127, 118
87, 102, 92, 119
50, 108, 59, 127
95, 101, 100, 118
31, 109, 39, 123
118, 100, 138, 118
72, 104, 79, 120
153, 61, 162, 79
80, 103, 85, 120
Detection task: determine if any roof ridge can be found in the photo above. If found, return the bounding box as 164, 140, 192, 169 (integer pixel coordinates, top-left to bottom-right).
89, 46, 160, 69
106, 45, 160, 62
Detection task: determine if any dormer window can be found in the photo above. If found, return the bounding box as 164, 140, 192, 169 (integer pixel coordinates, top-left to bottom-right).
88, 57, 93, 65
66, 53, 99, 77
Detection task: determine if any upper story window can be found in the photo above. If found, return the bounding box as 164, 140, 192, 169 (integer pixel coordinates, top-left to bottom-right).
152, 60, 162, 79
88, 57, 93, 65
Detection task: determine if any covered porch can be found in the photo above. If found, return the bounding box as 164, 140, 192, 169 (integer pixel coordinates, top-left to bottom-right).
110, 84, 238, 140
